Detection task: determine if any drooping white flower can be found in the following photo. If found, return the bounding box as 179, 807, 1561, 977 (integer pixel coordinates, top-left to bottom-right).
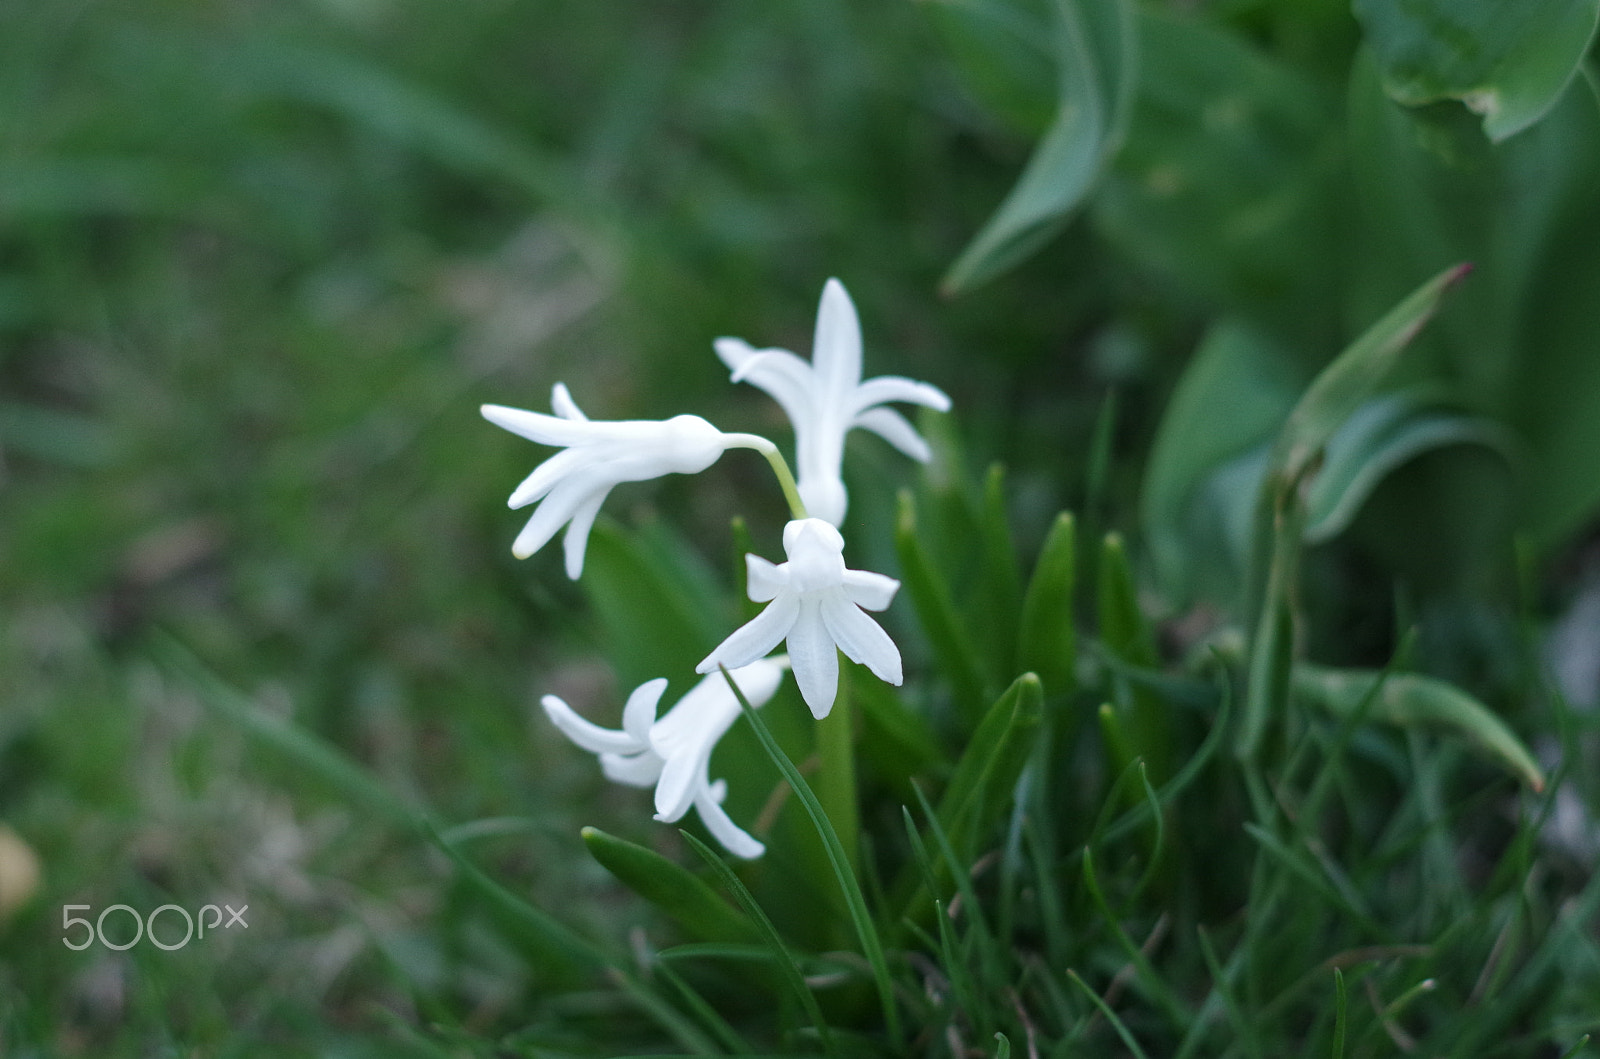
540, 659, 788, 859
697, 518, 900, 719
483, 385, 763, 579
715, 278, 951, 526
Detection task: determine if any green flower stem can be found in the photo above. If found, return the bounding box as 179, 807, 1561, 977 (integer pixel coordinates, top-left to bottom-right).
723, 434, 808, 520
815, 658, 858, 879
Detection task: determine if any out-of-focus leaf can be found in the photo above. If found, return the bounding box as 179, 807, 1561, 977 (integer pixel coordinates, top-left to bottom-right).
1016, 511, 1077, 698
1098, 533, 1170, 778
895, 489, 990, 721
1294, 664, 1545, 790
1353, 0, 1600, 142
1140, 321, 1298, 600
924, 0, 1058, 134
980, 464, 1024, 670
935, 673, 1044, 856
1304, 393, 1512, 542
581, 827, 757, 946
942, 0, 1136, 293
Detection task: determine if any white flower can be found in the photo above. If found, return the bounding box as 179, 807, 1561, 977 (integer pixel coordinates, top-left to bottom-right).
715, 278, 951, 526
540, 659, 788, 859
482, 384, 747, 579
697, 518, 901, 719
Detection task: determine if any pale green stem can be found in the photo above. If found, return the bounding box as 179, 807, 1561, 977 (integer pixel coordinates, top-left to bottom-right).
722, 434, 808, 521
815, 658, 859, 879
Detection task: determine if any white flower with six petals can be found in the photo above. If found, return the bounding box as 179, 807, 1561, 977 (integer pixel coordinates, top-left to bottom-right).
697, 518, 901, 719
482, 384, 762, 578
540, 658, 789, 860
715, 278, 951, 526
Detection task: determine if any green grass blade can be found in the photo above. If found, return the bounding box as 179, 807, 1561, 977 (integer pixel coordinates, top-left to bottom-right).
1067, 968, 1152, 1059
1016, 511, 1078, 698
582, 826, 758, 945
1332, 968, 1347, 1059
720, 668, 903, 1047
896, 489, 991, 720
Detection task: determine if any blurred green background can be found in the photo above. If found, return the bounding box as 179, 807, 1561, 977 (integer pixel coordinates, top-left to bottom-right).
3, 0, 1599, 1053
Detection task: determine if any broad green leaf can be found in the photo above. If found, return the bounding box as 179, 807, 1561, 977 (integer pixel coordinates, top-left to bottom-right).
934, 673, 1045, 855
1271, 262, 1473, 486
1140, 321, 1298, 600
923, 0, 1058, 134
1293, 664, 1545, 790
942, 0, 1136, 293
1353, 0, 1600, 141
1016, 511, 1078, 698
581, 827, 757, 945
1304, 393, 1512, 542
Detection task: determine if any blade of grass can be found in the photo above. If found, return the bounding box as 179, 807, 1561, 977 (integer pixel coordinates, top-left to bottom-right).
1067, 968, 1152, 1059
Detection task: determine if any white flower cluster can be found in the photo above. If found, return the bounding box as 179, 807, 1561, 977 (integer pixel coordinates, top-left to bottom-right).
483, 280, 949, 856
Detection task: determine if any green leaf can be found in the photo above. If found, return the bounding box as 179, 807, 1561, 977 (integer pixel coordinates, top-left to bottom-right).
1304, 393, 1513, 543
581, 827, 758, 946
1098, 532, 1170, 780
942, 0, 1136, 293
935, 673, 1046, 857
1293, 664, 1546, 790
1016, 511, 1078, 698
980, 464, 1024, 670
895, 489, 991, 720
1353, 0, 1600, 141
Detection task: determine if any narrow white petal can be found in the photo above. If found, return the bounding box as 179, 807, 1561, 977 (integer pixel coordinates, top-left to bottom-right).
694, 785, 765, 859
788, 598, 840, 718
561, 490, 607, 579
813, 279, 863, 399
551, 382, 588, 421
508, 446, 587, 509
600, 749, 663, 788
541, 695, 646, 755
851, 376, 952, 414
842, 568, 900, 611
851, 407, 931, 463
723, 346, 817, 434
697, 593, 800, 674
481, 403, 595, 447
820, 595, 903, 686
745, 554, 788, 603
621, 678, 669, 744
653, 748, 701, 822
512, 476, 608, 560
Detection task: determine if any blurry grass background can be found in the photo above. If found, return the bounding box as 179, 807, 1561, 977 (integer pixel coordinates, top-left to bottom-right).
3, 0, 1600, 1054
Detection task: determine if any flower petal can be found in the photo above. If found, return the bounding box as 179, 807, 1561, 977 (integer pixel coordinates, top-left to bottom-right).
508, 446, 587, 509
850, 375, 952, 414
717, 341, 815, 429
842, 568, 900, 611
851, 407, 932, 463
561, 490, 608, 579
513, 475, 608, 560
653, 746, 701, 822
542, 694, 646, 755
820, 594, 903, 686
694, 784, 766, 859
551, 382, 587, 421
697, 592, 800, 674
813, 278, 862, 401
745, 554, 788, 602
600, 749, 662, 788
788, 597, 840, 718
481, 403, 595, 447
621, 678, 668, 744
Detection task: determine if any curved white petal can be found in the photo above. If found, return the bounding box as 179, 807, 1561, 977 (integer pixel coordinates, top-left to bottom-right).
600, 749, 663, 788
745, 554, 788, 603
481, 403, 595, 447
561, 490, 608, 579
550, 382, 587, 421
694, 784, 766, 860
850, 376, 952, 414
788, 598, 840, 718
851, 407, 932, 463
720, 343, 816, 429
513, 475, 609, 559
653, 746, 702, 822
621, 678, 669, 744
813, 278, 862, 401
842, 568, 900, 611
697, 592, 800, 674
820, 594, 903, 686
507, 446, 588, 509
541, 695, 646, 755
